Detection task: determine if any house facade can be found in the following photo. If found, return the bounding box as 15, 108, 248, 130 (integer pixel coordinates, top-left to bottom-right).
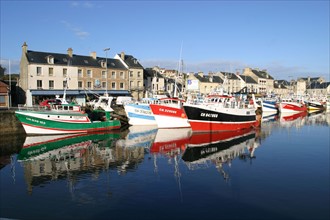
242, 67, 275, 95
19, 42, 131, 106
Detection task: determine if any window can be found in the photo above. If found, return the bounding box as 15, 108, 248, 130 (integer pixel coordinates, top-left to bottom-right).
0, 96, 5, 104
78, 81, 83, 89
63, 68, 67, 77
49, 80, 54, 90
63, 81, 68, 89
130, 81, 133, 88
137, 81, 141, 88
111, 82, 116, 89
102, 71, 106, 79
47, 56, 54, 64
87, 70, 92, 78
37, 67, 42, 76
87, 81, 92, 88
49, 67, 54, 76
94, 79, 100, 88
37, 80, 42, 89
111, 71, 116, 79
129, 71, 133, 77
120, 82, 124, 89
137, 71, 141, 78
102, 82, 106, 88
78, 69, 83, 78
120, 72, 124, 79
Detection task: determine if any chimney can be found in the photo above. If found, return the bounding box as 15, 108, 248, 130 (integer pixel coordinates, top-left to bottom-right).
90, 51, 96, 59
22, 42, 28, 54
67, 48, 73, 58
121, 52, 125, 60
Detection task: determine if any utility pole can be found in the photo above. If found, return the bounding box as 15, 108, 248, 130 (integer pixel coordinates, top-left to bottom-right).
104, 48, 110, 96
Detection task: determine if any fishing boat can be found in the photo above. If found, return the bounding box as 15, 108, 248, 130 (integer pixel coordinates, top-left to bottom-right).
149, 97, 191, 128
15, 102, 121, 135
123, 97, 158, 126
306, 98, 326, 112
182, 127, 259, 171
183, 94, 260, 132
260, 97, 278, 113
278, 98, 307, 113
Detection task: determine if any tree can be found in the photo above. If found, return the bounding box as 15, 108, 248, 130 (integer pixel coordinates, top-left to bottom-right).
0, 65, 6, 78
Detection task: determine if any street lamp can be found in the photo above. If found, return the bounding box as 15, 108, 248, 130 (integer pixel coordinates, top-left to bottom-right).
104, 48, 110, 96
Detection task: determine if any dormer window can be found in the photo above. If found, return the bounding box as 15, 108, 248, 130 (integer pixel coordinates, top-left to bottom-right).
101, 60, 107, 68
47, 55, 54, 64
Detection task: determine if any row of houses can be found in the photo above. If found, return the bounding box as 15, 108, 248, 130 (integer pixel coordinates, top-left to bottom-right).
1, 42, 330, 107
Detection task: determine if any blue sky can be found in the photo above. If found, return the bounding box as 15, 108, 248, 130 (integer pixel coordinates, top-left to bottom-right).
1, 0, 329, 81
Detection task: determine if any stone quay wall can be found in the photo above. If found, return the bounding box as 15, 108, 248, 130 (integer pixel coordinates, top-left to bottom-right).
0, 109, 25, 135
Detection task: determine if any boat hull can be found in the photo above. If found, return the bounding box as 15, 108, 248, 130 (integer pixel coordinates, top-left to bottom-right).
279, 102, 307, 113
183, 104, 258, 132
307, 101, 325, 112
149, 104, 191, 128
15, 110, 121, 135
262, 100, 278, 112
124, 103, 156, 126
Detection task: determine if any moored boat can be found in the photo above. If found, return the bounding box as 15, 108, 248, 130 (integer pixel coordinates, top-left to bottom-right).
123, 98, 158, 126
278, 98, 307, 113
15, 103, 121, 135
183, 94, 260, 132
149, 97, 191, 128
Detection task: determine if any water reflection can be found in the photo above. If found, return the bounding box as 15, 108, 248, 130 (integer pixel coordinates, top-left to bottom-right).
182, 128, 260, 180
6, 110, 330, 196
17, 132, 121, 194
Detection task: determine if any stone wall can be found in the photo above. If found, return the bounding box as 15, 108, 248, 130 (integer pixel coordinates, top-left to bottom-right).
0, 110, 26, 135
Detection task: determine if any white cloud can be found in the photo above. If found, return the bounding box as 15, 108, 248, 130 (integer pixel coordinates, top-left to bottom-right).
70, 1, 94, 8
61, 20, 90, 39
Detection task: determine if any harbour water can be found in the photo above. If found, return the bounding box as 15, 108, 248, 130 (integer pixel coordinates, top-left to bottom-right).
0, 111, 329, 220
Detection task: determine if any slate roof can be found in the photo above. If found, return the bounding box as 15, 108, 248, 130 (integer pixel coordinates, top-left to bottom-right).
26, 50, 127, 70
117, 54, 143, 68
241, 75, 258, 84
144, 68, 164, 78
251, 69, 274, 80
307, 81, 330, 89
194, 74, 223, 83
221, 72, 240, 80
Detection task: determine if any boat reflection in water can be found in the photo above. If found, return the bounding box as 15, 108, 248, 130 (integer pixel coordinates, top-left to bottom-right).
306, 110, 330, 126
150, 128, 192, 157
182, 128, 260, 180
261, 111, 279, 123
279, 111, 307, 129
115, 125, 158, 173
150, 128, 192, 200
116, 125, 158, 149
17, 131, 143, 194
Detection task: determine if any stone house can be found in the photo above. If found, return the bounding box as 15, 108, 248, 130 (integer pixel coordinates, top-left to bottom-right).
19, 42, 131, 106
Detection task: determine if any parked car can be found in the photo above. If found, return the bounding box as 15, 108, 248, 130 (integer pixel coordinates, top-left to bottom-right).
39, 99, 62, 108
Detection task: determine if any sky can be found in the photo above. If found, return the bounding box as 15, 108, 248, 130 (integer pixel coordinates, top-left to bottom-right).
0, 0, 329, 81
